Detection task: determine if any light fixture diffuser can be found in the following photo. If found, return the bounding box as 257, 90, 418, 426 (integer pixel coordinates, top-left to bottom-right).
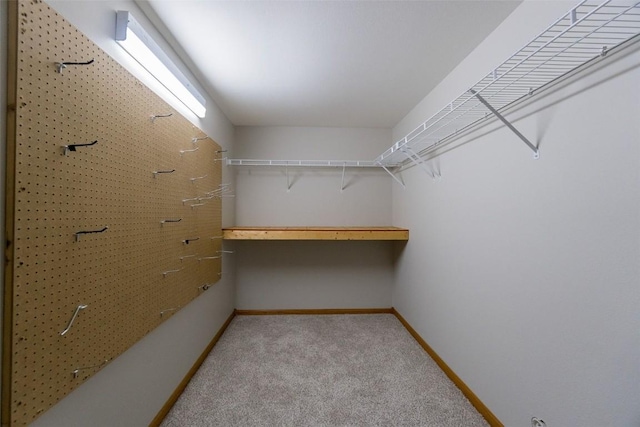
115, 10, 206, 118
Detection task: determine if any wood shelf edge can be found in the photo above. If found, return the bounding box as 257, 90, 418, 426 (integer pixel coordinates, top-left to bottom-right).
222, 226, 409, 241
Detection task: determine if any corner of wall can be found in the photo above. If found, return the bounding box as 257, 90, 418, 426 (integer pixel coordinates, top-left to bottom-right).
388, 1, 640, 425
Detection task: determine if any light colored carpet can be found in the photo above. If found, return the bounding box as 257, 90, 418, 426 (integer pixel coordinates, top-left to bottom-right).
161, 314, 489, 427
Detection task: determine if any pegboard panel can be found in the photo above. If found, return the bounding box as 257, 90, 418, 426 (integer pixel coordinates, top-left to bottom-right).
3, 1, 223, 425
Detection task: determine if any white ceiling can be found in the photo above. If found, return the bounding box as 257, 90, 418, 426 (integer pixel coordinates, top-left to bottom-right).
144, 1, 522, 128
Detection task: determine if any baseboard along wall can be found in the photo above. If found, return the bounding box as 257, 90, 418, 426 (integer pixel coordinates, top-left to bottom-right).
149, 310, 236, 427
152, 307, 502, 427
390, 308, 503, 427
235, 308, 394, 315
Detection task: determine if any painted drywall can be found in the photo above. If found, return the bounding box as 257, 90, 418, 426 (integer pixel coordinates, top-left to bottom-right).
234, 126, 392, 226
392, 2, 640, 426
234, 126, 394, 309
236, 240, 394, 310
0, 1, 237, 426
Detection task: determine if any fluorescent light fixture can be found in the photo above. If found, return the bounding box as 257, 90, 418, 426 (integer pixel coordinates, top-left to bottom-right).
115, 10, 206, 118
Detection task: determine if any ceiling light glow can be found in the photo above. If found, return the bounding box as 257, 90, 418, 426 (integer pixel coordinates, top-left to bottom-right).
115, 11, 206, 118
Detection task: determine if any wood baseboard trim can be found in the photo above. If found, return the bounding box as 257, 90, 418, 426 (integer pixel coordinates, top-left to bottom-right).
391, 308, 503, 427
235, 308, 394, 316
149, 310, 236, 427
150, 308, 500, 426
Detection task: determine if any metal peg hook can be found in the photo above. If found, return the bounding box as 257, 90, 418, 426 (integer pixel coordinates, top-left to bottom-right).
160, 307, 179, 317
62, 140, 98, 156
198, 256, 221, 262
192, 136, 209, 143
205, 189, 227, 196
217, 250, 234, 254
183, 237, 200, 244
56, 59, 94, 74
151, 113, 173, 123
207, 183, 231, 192
182, 197, 198, 205
191, 203, 206, 209
73, 360, 108, 378
206, 184, 233, 195
190, 174, 208, 183
75, 226, 108, 242
60, 304, 88, 335
162, 268, 183, 278
180, 147, 199, 156
153, 169, 175, 178
161, 218, 182, 225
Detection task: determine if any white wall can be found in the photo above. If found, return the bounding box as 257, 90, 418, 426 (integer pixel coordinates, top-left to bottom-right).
392, 2, 640, 426
236, 240, 394, 310
234, 126, 394, 309
234, 126, 392, 226
0, 1, 237, 425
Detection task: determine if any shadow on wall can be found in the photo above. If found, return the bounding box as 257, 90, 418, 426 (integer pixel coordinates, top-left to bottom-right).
414, 40, 640, 166
392, 240, 408, 266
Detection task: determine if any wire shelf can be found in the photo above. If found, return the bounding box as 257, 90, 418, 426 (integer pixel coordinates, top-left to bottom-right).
227, 159, 395, 168
376, 0, 640, 166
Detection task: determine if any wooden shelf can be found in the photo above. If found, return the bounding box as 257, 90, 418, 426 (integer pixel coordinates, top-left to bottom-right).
222, 226, 409, 241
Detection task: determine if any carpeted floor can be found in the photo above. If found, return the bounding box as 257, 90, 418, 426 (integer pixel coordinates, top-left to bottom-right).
161, 314, 489, 427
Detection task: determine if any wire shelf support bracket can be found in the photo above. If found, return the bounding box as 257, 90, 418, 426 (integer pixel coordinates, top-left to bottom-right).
223, 2, 640, 186
376, 161, 405, 188
226, 159, 391, 168
227, 159, 402, 191
470, 89, 539, 159
375, 0, 640, 168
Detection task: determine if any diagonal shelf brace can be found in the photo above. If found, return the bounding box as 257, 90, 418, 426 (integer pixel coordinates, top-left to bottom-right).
401, 148, 430, 177
402, 147, 440, 180
470, 89, 539, 159
285, 163, 291, 192
377, 162, 405, 188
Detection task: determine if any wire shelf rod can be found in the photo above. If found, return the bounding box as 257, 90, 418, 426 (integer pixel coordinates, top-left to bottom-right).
376, 0, 640, 166
475, 2, 639, 116
226, 159, 398, 168
387, 0, 593, 156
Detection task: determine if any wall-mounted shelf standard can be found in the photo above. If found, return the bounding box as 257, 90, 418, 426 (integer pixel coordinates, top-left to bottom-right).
376, 0, 640, 168
223, 227, 409, 241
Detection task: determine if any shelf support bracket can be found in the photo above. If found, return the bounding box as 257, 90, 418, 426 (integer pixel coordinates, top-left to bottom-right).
376, 162, 405, 188
285, 163, 292, 192
340, 163, 346, 192
470, 89, 539, 159
401, 147, 440, 180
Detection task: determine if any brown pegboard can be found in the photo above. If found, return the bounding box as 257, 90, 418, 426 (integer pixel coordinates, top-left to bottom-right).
3, 1, 223, 425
